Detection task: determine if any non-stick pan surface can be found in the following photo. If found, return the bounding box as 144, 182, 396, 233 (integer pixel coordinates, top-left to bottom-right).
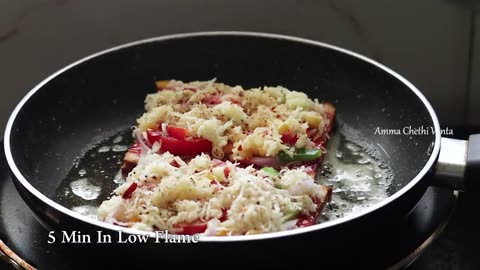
2, 32, 441, 267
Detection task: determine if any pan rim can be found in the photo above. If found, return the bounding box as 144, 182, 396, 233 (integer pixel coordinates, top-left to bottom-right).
3, 31, 442, 242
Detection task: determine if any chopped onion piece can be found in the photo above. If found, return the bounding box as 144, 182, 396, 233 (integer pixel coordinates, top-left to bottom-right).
135, 129, 151, 154
249, 156, 284, 168
152, 141, 161, 153
288, 177, 317, 196
205, 219, 219, 236
283, 219, 299, 230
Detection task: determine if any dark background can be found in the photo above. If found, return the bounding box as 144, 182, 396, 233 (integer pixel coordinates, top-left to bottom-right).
1, 0, 480, 129
1, 0, 480, 269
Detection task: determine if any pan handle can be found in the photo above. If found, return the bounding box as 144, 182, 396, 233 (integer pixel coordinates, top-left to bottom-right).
465, 134, 480, 190
434, 134, 480, 191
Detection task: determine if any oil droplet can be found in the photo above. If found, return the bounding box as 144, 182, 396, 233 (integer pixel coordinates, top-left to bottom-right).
98, 146, 110, 153
72, 205, 98, 219
113, 135, 123, 144
112, 145, 128, 152
356, 157, 371, 164
53, 129, 133, 219
114, 178, 125, 184
70, 178, 101, 200
318, 130, 394, 222
345, 142, 360, 152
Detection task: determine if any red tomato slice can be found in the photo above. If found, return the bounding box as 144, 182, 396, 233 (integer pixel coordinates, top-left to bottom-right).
166, 126, 188, 140
312, 103, 336, 149
174, 208, 228, 235
281, 131, 298, 145
296, 213, 318, 227
219, 208, 228, 222
296, 195, 330, 228
122, 182, 137, 199
173, 222, 208, 235
147, 130, 212, 156
127, 142, 142, 154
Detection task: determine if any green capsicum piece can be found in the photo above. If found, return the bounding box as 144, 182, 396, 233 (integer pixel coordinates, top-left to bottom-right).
284, 208, 300, 221
262, 167, 283, 188
277, 148, 322, 162
261, 167, 280, 176
281, 92, 286, 104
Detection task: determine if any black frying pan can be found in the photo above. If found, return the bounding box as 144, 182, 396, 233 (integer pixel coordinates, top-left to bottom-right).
3, 32, 479, 269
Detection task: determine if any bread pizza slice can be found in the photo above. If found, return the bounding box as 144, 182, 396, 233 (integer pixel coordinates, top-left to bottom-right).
99, 79, 335, 235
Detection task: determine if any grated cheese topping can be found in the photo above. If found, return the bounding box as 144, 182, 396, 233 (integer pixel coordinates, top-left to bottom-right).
97, 151, 330, 235
137, 79, 333, 160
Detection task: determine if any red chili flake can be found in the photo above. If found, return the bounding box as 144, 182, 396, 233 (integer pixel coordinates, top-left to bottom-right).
224, 167, 230, 178
237, 145, 243, 151
220, 181, 229, 187
219, 208, 228, 222
170, 160, 180, 168
213, 186, 224, 192
201, 94, 222, 106
122, 182, 137, 199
